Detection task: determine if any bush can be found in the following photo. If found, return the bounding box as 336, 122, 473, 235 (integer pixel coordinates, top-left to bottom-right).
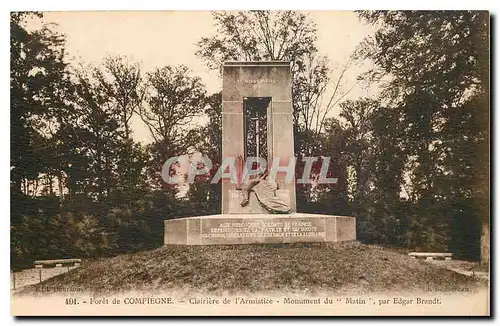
11, 212, 115, 269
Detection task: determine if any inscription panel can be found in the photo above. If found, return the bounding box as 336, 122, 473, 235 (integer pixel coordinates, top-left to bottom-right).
201, 217, 326, 245
222, 64, 292, 102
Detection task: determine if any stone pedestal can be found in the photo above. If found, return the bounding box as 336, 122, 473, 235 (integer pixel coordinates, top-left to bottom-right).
164, 214, 356, 245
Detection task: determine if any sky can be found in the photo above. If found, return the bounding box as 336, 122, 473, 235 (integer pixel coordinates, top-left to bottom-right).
29, 11, 377, 144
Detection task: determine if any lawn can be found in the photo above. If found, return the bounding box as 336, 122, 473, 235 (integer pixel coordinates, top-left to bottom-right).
18, 242, 486, 296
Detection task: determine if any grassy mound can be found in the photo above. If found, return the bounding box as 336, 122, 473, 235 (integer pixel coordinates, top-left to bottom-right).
19, 242, 486, 295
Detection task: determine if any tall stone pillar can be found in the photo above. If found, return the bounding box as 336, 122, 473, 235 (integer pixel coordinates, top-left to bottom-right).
222, 61, 296, 215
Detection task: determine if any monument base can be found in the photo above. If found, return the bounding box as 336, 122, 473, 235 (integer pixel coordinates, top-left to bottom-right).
164, 213, 356, 245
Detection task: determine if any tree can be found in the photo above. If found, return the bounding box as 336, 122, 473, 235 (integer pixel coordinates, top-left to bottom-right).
11, 15, 214, 266
339, 99, 377, 208
358, 11, 489, 258
10, 12, 72, 197
138, 65, 207, 187
197, 11, 350, 137
185, 92, 223, 215
311, 118, 350, 216
197, 11, 317, 70
98, 55, 147, 209
294, 53, 360, 137
9, 13, 123, 267
100, 56, 144, 140
60, 56, 149, 205
68, 65, 124, 201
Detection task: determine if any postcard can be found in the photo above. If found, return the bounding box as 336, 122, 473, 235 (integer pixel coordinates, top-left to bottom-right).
10, 10, 490, 316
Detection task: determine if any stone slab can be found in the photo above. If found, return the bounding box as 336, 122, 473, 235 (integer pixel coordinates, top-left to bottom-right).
408, 252, 453, 257
164, 214, 356, 245
336, 216, 357, 242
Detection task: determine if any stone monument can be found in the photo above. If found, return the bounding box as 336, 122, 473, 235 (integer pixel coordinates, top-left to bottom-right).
164, 61, 356, 245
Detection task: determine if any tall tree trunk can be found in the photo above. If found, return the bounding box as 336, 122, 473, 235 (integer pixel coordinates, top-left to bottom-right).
48, 174, 54, 195
480, 221, 490, 266
58, 171, 64, 200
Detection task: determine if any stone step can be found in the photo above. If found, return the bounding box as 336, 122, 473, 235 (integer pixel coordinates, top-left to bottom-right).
408, 252, 452, 261
33, 259, 82, 268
